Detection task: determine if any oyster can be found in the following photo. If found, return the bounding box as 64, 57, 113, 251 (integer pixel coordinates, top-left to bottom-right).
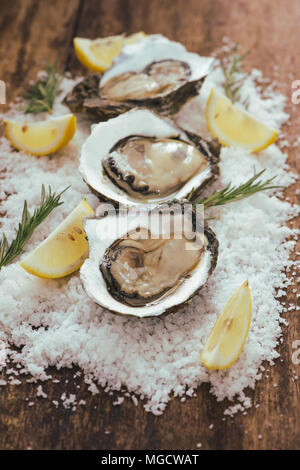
80, 108, 220, 206
80, 203, 218, 317
64, 35, 214, 120
100, 59, 191, 101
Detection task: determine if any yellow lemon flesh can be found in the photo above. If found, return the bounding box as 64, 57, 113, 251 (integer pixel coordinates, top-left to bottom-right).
205, 88, 277, 152
73, 32, 146, 72
201, 280, 252, 370
20, 199, 93, 279
5, 114, 76, 156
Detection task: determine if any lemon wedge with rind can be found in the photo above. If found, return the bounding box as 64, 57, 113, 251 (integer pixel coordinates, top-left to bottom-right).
205, 88, 277, 152
74, 32, 146, 72
201, 280, 252, 370
20, 199, 93, 279
5, 114, 76, 156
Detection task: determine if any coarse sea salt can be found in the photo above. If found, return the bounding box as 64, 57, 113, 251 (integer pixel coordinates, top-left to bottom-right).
0, 62, 298, 416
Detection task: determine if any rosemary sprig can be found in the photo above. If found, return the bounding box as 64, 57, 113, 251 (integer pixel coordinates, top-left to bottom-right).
23, 62, 62, 114
189, 170, 283, 210
220, 46, 249, 103
0, 185, 69, 270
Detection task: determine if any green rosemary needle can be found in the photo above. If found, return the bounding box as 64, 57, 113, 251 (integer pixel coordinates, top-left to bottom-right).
189, 170, 283, 210
0, 185, 69, 270
220, 46, 249, 103
23, 62, 62, 114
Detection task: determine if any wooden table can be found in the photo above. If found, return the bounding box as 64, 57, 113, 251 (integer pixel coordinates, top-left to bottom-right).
0, 0, 299, 450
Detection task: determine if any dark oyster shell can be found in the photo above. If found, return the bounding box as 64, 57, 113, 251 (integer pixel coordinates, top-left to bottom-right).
64, 72, 206, 122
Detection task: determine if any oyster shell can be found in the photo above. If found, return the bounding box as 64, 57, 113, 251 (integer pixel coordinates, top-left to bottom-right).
80, 203, 218, 317
80, 108, 220, 206
64, 35, 214, 120
100, 59, 191, 101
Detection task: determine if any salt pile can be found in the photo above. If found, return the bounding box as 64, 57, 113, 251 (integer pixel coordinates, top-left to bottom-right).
0, 61, 298, 415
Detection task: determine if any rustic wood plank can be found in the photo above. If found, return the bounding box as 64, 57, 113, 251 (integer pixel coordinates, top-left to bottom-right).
0, 0, 81, 103
0, 0, 299, 450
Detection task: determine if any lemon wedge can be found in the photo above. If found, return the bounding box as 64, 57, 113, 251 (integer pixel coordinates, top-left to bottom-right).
5, 114, 76, 156
201, 280, 252, 370
205, 88, 277, 152
74, 32, 146, 72
20, 199, 93, 279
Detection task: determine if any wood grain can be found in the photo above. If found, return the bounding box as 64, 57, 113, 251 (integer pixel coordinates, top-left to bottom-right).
0, 0, 80, 103
0, 0, 299, 450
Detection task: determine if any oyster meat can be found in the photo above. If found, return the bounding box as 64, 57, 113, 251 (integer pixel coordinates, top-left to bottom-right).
101, 228, 204, 307
80, 108, 220, 206
103, 136, 210, 199
80, 203, 218, 317
100, 59, 191, 101
64, 35, 214, 121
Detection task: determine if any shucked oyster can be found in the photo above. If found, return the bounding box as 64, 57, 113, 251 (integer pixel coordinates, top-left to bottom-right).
103, 135, 209, 199
80, 108, 220, 206
80, 203, 218, 317
100, 59, 191, 101
101, 228, 204, 307
64, 35, 214, 121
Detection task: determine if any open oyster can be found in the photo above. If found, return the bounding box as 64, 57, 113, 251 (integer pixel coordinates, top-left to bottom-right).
80, 108, 220, 206
80, 203, 218, 317
64, 35, 214, 121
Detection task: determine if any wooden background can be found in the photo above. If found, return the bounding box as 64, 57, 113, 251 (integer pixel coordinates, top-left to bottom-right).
0, 0, 299, 450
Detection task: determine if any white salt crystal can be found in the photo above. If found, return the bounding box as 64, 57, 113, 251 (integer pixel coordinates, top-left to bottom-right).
61, 393, 76, 409
113, 397, 124, 406
37, 385, 47, 398
88, 383, 99, 395
9, 378, 21, 385
132, 395, 138, 406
